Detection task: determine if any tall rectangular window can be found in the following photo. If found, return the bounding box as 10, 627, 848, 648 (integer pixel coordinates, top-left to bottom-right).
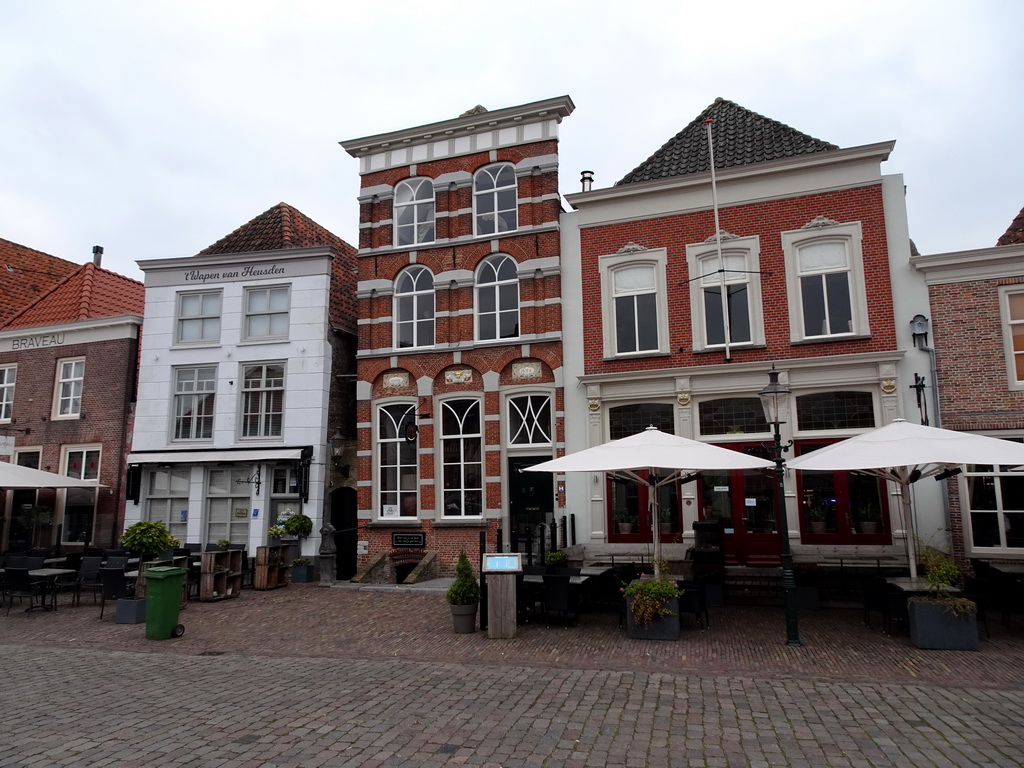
177, 291, 222, 343
378, 403, 418, 517
241, 363, 284, 438
797, 242, 853, 337
441, 399, 483, 517
174, 366, 216, 440
686, 236, 764, 352
244, 286, 290, 340
63, 446, 100, 544
0, 364, 15, 422
1002, 288, 1024, 386
206, 468, 251, 546
54, 358, 84, 418
146, 467, 190, 542
613, 265, 659, 354
395, 178, 435, 246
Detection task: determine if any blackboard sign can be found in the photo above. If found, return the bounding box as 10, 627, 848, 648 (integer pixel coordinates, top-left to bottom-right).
392, 531, 425, 548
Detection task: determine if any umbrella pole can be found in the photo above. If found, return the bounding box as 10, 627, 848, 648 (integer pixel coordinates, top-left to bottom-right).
901, 484, 918, 579
651, 490, 662, 578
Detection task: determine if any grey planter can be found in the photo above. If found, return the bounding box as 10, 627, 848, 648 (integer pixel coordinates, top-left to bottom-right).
116, 597, 147, 624
290, 564, 315, 583
450, 603, 477, 634
908, 599, 979, 651
625, 596, 680, 641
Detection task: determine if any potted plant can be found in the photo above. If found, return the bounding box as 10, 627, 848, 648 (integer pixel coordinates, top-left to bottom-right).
623, 562, 682, 641
266, 525, 286, 544
616, 515, 634, 535
445, 550, 480, 634
544, 550, 568, 571
218, 539, 231, 550
282, 512, 313, 539
119, 520, 179, 600
856, 504, 882, 534
806, 504, 827, 534
908, 546, 978, 651
290, 557, 315, 583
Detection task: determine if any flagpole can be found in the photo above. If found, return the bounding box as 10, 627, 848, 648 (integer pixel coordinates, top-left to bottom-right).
705, 119, 731, 361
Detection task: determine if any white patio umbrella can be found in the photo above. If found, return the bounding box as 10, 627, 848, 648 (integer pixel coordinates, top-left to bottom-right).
0, 461, 105, 489
785, 418, 1024, 578
525, 426, 774, 576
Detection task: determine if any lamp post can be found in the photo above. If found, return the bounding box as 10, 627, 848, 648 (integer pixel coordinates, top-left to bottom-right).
759, 365, 801, 647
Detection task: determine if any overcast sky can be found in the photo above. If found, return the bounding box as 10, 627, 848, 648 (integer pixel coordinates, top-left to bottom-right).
1, 1, 1020, 282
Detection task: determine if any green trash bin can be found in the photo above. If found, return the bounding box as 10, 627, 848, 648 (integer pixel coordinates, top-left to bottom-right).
144, 566, 187, 640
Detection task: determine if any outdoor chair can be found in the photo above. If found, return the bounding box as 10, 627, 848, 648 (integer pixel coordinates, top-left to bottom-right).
885, 586, 910, 635
98, 567, 133, 620
103, 549, 129, 558
104, 556, 129, 570
963, 578, 991, 638
24, 556, 45, 570
54, 552, 83, 604
676, 580, 710, 630
6, 555, 29, 569
862, 576, 889, 628
541, 574, 577, 627
77, 556, 104, 605
4, 567, 50, 615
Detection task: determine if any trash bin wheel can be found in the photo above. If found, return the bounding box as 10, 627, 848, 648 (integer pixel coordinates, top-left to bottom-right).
172, 624, 185, 638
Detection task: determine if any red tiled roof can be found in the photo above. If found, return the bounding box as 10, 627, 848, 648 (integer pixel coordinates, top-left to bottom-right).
0, 237, 80, 325
1, 262, 145, 330
997, 206, 1024, 246
198, 202, 358, 334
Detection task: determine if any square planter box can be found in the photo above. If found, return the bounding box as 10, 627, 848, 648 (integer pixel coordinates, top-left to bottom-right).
116, 597, 147, 624
625, 595, 680, 641
290, 564, 315, 583
908, 599, 979, 651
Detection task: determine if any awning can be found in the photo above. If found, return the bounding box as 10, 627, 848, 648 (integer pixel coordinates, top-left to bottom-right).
126, 447, 309, 465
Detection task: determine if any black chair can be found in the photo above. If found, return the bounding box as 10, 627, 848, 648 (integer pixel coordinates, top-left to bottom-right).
205, 543, 223, 552
541, 574, 576, 627
24, 556, 45, 570
54, 552, 83, 603
676, 580, 710, 630
105, 556, 130, 570
885, 586, 910, 636
964, 578, 992, 638
77, 556, 104, 605
104, 549, 129, 558
184, 542, 202, 554
6, 555, 29, 569
862, 576, 889, 628
98, 568, 133, 620
4, 567, 50, 614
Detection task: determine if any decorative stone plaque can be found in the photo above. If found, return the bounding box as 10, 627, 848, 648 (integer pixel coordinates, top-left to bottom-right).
383, 372, 409, 389
445, 369, 473, 384
511, 361, 541, 380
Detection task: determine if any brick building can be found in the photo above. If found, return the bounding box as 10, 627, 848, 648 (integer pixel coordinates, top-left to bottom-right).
0, 255, 144, 551
126, 203, 357, 569
558, 98, 936, 566
341, 97, 575, 577
911, 205, 1024, 564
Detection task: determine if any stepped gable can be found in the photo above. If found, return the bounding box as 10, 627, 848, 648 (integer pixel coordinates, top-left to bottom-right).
997, 205, 1024, 246
0, 238, 80, 325
197, 202, 357, 334
617, 97, 839, 185
1, 262, 144, 330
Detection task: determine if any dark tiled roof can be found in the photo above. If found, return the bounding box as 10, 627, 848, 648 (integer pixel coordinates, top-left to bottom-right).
616, 98, 839, 185
198, 202, 358, 334
1, 262, 144, 330
997, 206, 1024, 246
197, 202, 349, 256
0, 238, 80, 325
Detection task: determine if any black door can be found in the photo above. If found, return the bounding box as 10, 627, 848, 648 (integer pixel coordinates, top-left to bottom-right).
508, 456, 553, 555
331, 487, 358, 580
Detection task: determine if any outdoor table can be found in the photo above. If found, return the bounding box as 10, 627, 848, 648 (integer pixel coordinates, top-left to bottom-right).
1, 568, 76, 611
989, 563, 1024, 577
886, 577, 961, 594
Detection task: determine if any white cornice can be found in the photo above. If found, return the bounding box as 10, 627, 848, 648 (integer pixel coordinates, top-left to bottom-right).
138, 246, 335, 273
910, 244, 1024, 284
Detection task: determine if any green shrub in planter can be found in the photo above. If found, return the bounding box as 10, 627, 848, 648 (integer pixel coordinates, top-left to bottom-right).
545, 551, 568, 568
446, 551, 480, 606
120, 521, 179, 562
282, 513, 313, 539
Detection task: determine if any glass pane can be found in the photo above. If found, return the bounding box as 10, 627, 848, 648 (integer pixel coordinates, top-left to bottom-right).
479, 314, 496, 340
498, 282, 517, 310
968, 476, 997, 510
849, 474, 884, 534
609, 403, 673, 439
499, 309, 518, 338
1009, 292, 1024, 321
615, 296, 637, 353
202, 293, 221, 314
269, 314, 288, 335
416, 294, 433, 320
801, 275, 826, 336
825, 272, 852, 333
799, 242, 847, 271
635, 293, 658, 350
180, 294, 201, 316
248, 315, 269, 337
796, 392, 875, 431
179, 319, 200, 341
478, 285, 495, 313
801, 471, 837, 534
704, 286, 724, 345
248, 290, 268, 313
269, 289, 289, 311
970, 511, 1001, 547
614, 265, 655, 293
698, 398, 768, 436
1006, 512, 1024, 548
727, 284, 751, 342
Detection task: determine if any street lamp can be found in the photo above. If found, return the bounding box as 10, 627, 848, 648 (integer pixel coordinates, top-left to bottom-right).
759, 365, 801, 647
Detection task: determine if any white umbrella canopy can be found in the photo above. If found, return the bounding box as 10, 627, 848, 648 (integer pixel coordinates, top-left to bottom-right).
0, 461, 105, 489
786, 419, 1024, 577
526, 427, 775, 575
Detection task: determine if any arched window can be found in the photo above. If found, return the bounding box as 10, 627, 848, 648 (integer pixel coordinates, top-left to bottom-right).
394, 178, 435, 246
378, 403, 418, 518
441, 399, 483, 517
394, 265, 435, 349
476, 254, 519, 341
474, 163, 517, 236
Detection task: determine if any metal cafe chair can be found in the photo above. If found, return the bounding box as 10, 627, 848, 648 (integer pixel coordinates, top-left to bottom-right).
4, 567, 50, 614
98, 568, 134, 620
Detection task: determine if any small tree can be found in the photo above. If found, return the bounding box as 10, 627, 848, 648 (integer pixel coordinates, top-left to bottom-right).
445, 550, 480, 606
282, 513, 313, 538
120, 521, 179, 562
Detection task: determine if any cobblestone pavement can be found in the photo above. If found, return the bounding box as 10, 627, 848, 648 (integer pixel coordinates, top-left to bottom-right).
0, 585, 1022, 766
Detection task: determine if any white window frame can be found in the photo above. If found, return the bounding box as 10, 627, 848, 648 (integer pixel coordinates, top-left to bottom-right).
60, 444, 101, 544
205, 467, 252, 547
52, 357, 84, 420
394, 265, 435, 349
176, 290, 222, 345
0, 364, 15, 422
240, 362, 285, 439
960, 439, 1024, 556
781, 221, 868, 343
172, 365, 217, 441
686, 235, 764, 351
476, 254, 520, 342
440, 397, 484, 517
243, 285, 290, 341
394, 178, 436, 246
474, 163, 518, 236
145, 467, 191, 543
1000, 286, 1024, 391
598, 247, 670, 359
376, 401, 419, 519
506, 392, 553, 447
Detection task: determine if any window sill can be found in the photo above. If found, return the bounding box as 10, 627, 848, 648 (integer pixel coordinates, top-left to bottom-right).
366, 519, 423, 527
431, 518, 488, 528
601, 351, 672, 363
237, 338, 290, 346
791, 333, 871, 346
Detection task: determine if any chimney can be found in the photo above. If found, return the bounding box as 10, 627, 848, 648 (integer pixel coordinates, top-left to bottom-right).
92, 245, 103, 266
580, 170, 594, 192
